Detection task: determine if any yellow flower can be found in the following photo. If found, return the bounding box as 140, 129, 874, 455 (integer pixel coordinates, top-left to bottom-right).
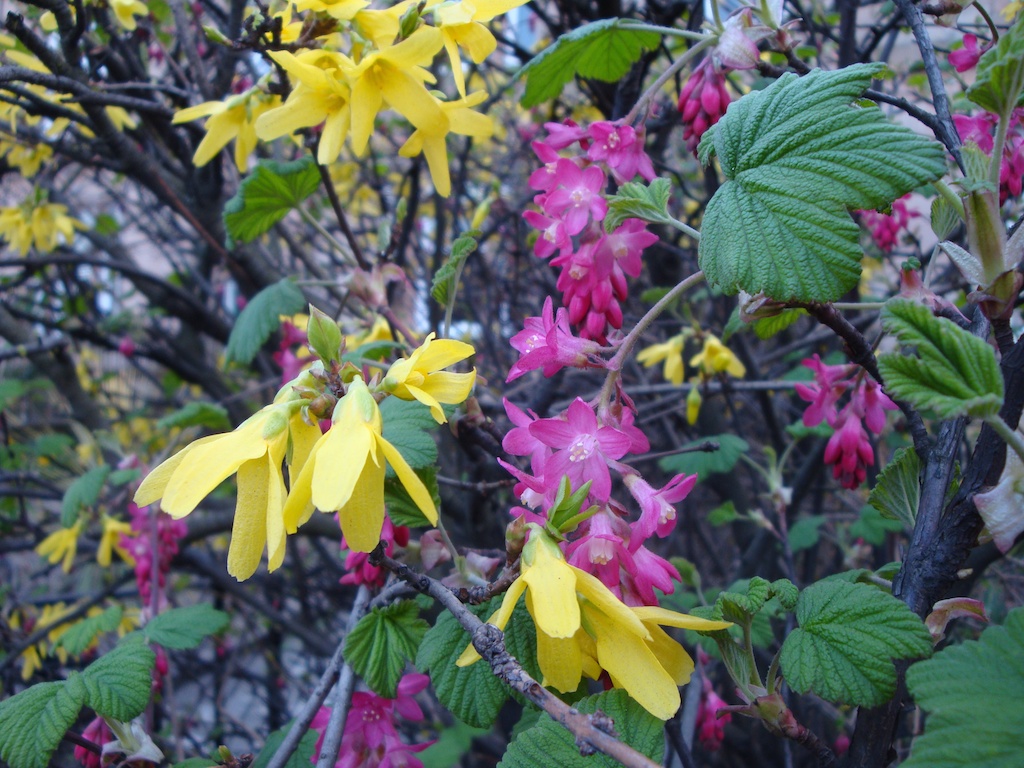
686, 383, 702, 425
458, 527, 732, 720
344, 315, 393, 350
636, 333, 686, 385
134, 387, 321, 580
382, 332, 476, 423
352, 1, 417, 48
690, 333, 746, 378
398, 90, 493, 197
434, 0, 528, 96
0, 197, 84, 256
290, 0, 367, 20
110, 0, 148, 30
98, 515, 135, 567
1002, 0, 1022, 20
173, 89, 281, 172
0, 140, 53, 177
282, 376, 437, 552
37, 519, 83, 573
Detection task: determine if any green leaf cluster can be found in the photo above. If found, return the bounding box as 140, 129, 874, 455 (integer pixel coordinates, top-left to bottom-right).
779, 580, 932, 706
879, 299, 1003, 419
143, 604, 230, 649
346, 601, 429, 698
604, 179, 674, 232
967, 19, 1024, 117
223, 158, 321, 245
698, 64, 946, 302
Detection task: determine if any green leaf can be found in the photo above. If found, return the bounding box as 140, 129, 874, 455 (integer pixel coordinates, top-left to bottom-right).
658, 434, 749, 481
708, 500, 738, 527
851, 505, 904, 545
788, 515, 826, 552
698, 64, 947, 302
431, 231, 479, 306
418, 720, 490, 768
878, 299, 1004, 419
80, 638, 155, 720
517, 19, 660, 107
967, 20, 1024, 117
143, 604, 229, 649
502, 596, 542, 683
225, 278, 307, 365
780, 580, 932, 706
223, 157, 321, 244
868, 446, 920, 529
380, 397, 440, 471
57, 605, 123, 656
156, 401, 232, 432
0, 680, 85, 768
752, 308, 806, 340
252, 720, 319, 768
386, 466, 440, 527
416, 599, 509, 729
604, 178, 673, 232
345, 600, 429, 698
498, 689, 664, 768
903, 607, 1024, 768
930, 195, 960, 241
61, 465, 111, 527
172, 760, 219, 768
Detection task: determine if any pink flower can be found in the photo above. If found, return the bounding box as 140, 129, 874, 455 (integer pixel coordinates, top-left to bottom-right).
540, 160, 608, 235
823, 410, 875, 489
795, 355, 853, 427
507, 296, 603, 381
501, 398, 549, 466
949, 34, 986, 72
593, 219, 659, 279
528, 141, 563, 192
624, 541, 680, 605
625, 472, 697, 539
74, 717, 112, 768
522, 210, 571, 259
586, 121, 656, 183
565, 508, 632, 589
543, 119, 588, 149
856, 378, 898, 434
954, 110, 1024, 203
678, 59, 731, 155
858, 195, 919, 252
696, 679, 731, 751
341, 518, 410, 586
529, 398, 633, 501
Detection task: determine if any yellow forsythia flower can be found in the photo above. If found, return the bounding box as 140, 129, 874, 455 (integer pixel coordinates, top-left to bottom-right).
0, 197, 84, 256
434, 0, 529, 97
109, 0, 148, 30
690, 333, 746, 379
382, 333, 476, 423
172, 88, 281, 173
37, 519, 83, 573
457, 526, 732, 720
636, 333, 686, 385
98, 515, 135, 567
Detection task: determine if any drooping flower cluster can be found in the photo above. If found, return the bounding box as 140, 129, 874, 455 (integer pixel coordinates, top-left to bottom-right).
119, 501, 187, 608
858, 194, 919, 253
678, 59, 732, 155
696, 675, 732, 751
795, 355, 898, 488
955, 109, 1024, 203
310, 673, 433, 768
522, 122, 659, 342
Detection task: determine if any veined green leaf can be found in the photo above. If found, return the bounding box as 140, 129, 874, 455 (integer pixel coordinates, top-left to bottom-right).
252, 720, 319, 768
80, 638, 155, 721
967, 19, 1024, 117
143, 604, 230, 649
224, 278, 306, 365
903, 607, 1024, 768
223, 157, 321, 245
57, 605, 124, 656
604, 178, 673, 232
345, 600, 429, 698
658, 434, 749, 481
61, 465, 111, 527
878, 299, 1003, 419
517, 19, 660, 107
380, 397, 441, 473
386, 466, 440, 527
431, 231, 479, 306
699, 64, 947, 302
780, 580, 932, 706
0, 681, 84, 768
868, 446, 920, 529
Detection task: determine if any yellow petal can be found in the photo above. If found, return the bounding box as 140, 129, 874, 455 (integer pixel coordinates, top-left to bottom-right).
282, 438, 319, 533
255, 89, 329, 141
227, 457, 270, 580
380, 68, 446, 132
450, 22, 496, 63
420, 371, 476, 410
265, 440, 289, 572
530, 591, 584, 693
572, 567, 650, 639
420, 132, 452, 198
161, 428, 267, 518
376, 434, 438, 524
522, 545, 579, 639
173, 101, 226, 123
318, 106, 350, 165
191, 108, 244, 167
287, 415, 322, 479
456, 577, 527, 666
338, 444, 387, 552
311, 422, 372, 512
134, 435, 220, 508
630, 606, 733, 632
642, 622, 695, 685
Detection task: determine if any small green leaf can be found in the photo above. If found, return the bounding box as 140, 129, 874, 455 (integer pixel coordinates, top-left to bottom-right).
903, 607, 1024, 768
171, 760, 219, 768
108, 468, 142, 486
788, 516, 826, 552
752, 308, 806, 340
0, 681, 84, 768
386, 466, 440, 527
380, 397, 440, 472
604, 178, 673, 232
780, 580, 932, 706
418, 720, 489, 768
879, 299, 1004, 419
658, 434, 749, 481
699, 64, 947, 302
156, 401, 232, 432
868, 446, 920, 529
143, 604, 230, 649
306, 305, 343, 364
57, 605, 123, 656
771, 579, 800, 612
223, 157, 321, 244
431, 231, 479, 306
850, 505, 904, 545
81, 638, 155, 720
708, 500, 738, 527
61, 465, 111, 527
498, 689, 664, 768
416, 599, 509, 729
930, 196, 960, 241
252, 720, 319, 768
517, 19, 660, 107
225, 278, 307, 365
967, 20, 1024, 117
346, 600, 429, 698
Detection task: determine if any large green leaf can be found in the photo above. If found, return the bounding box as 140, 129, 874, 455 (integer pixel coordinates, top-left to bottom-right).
143, 604, 230, 649
517, 19, 660, 107
61, 465, 111, 527
80, 637, 155, 721
658, 434, 749, 481
780, 580, 932, 706
879, 299, 1004, 419
224, 277, 306, 365
497, 689, 664, 768
903, 607, 1024, 768
0, 681, 84, 768
223, 157, 321, 244
56, 605, 124, 656
868, 446, 920, 529
967, 20, 1024, 117
345, 600, 429, 698
385, 466, 440, 527
698, 64, 946, 302
416, 599, 509, 729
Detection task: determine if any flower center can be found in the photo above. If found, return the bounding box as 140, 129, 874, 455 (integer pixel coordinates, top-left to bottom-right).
568, 434, 596, 461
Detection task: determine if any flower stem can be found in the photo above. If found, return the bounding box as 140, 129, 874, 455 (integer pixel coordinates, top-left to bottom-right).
985, 413, 1024, 465
931, 179, 965, 221
624, 37, 715, 126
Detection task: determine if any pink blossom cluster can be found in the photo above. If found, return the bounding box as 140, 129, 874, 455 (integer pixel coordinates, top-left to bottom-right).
120, 501, 187, 606
858, 195, 918, 252
310, 673, 433, 768
500, 396, 695, 606
678, 59, 732, 155
340, 517, 410, 587
522, 121, 658, 343
954, 109, 1024, 203
74, 716, 112, 768
696, 675, 732, 751
795, 356, 898, 489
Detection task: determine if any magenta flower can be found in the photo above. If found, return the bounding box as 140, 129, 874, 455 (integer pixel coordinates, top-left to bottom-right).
949, 34, 986, 72
543, 119, 588, 149
855, 378, 898, 434
522, 210, 571, 259
858, 195, 918, 253
341, 518, 410, 587
823, 411, 875, 489
565, 508, 632, 590
593, 219, 659, 278
621, 541, 680, 606
501, 398, 550, 466
507, 296, 603, 381
625, 472, 697, 539
678, 59, 731, 155
586, 121, 656, 183
696, 678, 731, 751
529, 398, 633, 501
540, 159, 608, 235
528, 140, 562, 192
795, 355, 853, 427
